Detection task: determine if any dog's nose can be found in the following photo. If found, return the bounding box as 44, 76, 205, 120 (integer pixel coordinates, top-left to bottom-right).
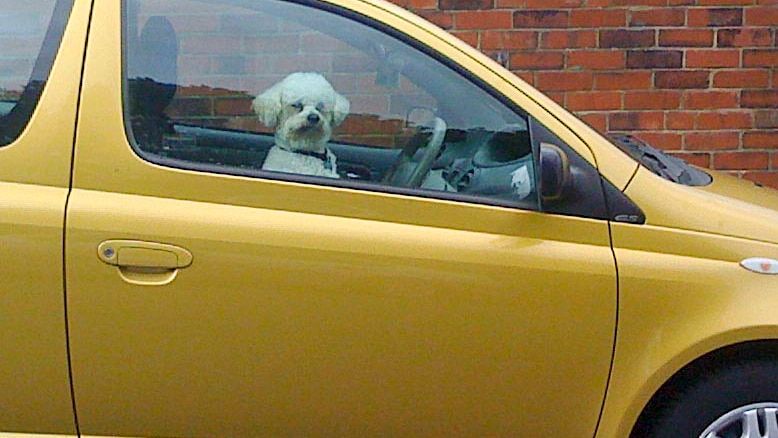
307, 113, 320, 124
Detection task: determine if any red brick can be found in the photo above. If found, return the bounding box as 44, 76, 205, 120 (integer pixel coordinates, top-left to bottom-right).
637, 132, 684, 150
717, 28, 774, 47
440, 0, 494, 9
394, 0, 438, 8
624, 91, 682, 109
567, 91, 622, 111
745, 7, 778, 26
175, 85, 234, 98
611, 0, 667, 5
213, 97, 252, 116
481, 30, 539, 50
513, 71, 535, 85
525, 0, 585, 7
595, 71, 653, 90
570, 9, 627, 27
669, 152, 711, 168
688, 8, 744, 27
744, 131, 778, 149
167, 97, 212, 118
686, 49, 741, 68
627, 50, 683, 69
579, 113, 607, 131
456, 11, 513, 29
698, 0, 756, 4
713, 70, 771, 88
568, 50, 626, 69
743, 172, 778, 190
742, 90, 778, 108
600, 29, 656, 48
540, 30, 597, 49
496, 0, 527, 6
696, 111, 753, 130
755, 110, 778, 128
609, 112, 665, 130
683, 90, 739, 109
744, 50, 778, 67
685, 131, 741, 150
546, 92, 567, 105
667, 111, 697, 130
535, 71, 594, 91
658, 29, 715, 47
451, 31, 479, 47
714, 152, 769, 170
655, 71, 710, 89
416, 11, 454, 29
513, 10, 570, 28
630, 9, 686, 27
510, 52, 565, 70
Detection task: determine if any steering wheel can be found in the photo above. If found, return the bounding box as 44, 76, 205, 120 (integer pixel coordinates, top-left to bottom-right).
382, 117, 447, 188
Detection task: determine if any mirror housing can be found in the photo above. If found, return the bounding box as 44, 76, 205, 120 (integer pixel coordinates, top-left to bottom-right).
539, 142, 572, 202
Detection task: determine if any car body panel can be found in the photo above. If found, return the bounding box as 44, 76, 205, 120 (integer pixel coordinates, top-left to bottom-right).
1, 0, 777, 436
65, 0, 616, 436
599, 203, 778, 437
66, 189, 616, 436
0, 0, 92, 433
625, 167, 778, 245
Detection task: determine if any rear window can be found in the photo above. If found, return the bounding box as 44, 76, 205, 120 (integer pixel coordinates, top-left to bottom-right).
0, 0, 73, 146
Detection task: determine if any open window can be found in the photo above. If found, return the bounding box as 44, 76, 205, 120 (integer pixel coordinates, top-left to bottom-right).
123, 0, 637, 218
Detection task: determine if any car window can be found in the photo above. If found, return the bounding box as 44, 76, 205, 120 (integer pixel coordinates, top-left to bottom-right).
0, 0, 72, 146
124, 0, 540, 210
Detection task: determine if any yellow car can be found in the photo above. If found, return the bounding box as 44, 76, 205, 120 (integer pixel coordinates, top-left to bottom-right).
2, 0, 778, 437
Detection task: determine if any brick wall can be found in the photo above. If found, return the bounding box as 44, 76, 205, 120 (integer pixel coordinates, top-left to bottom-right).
388, 0, 778, 188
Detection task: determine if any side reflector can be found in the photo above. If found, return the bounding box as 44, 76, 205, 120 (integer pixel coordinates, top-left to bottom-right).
740, 258, 778, 275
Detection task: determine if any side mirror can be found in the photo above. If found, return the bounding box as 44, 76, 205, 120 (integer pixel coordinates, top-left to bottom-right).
539, 142, 572, 201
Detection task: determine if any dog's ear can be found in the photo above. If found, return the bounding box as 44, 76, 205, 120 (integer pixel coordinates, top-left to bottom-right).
331, 92, 350, 127
252, 84, 283, 128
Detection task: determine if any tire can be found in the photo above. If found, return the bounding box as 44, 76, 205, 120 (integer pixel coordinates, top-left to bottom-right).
640, 359, 778, 438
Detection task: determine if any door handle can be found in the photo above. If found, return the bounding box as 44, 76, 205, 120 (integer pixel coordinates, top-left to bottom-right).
98, 240, 193, 269
97, 240, 192, 286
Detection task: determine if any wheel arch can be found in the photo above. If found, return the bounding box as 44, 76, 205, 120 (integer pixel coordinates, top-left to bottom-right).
629, 339, 778, 437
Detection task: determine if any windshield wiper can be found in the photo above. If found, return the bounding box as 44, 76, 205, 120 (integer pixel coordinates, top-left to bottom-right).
610, 134, 712, 186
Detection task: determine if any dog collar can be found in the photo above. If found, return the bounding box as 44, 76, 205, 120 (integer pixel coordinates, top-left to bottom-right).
294, 149, 329, 162
280, 147, 335, 171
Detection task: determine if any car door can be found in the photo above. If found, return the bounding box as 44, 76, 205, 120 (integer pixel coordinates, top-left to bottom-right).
66, 0, 619, 436
0, 0, 89, 434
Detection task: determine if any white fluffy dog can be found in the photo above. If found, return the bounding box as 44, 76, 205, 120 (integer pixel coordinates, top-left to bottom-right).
253, 72, 350, 178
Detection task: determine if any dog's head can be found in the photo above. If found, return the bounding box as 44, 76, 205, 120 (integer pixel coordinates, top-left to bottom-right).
252, 72, 350, 152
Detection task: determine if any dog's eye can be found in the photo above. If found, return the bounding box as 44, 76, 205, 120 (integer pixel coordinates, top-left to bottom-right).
291, 102, 303, 112
316, 103, 325, 112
